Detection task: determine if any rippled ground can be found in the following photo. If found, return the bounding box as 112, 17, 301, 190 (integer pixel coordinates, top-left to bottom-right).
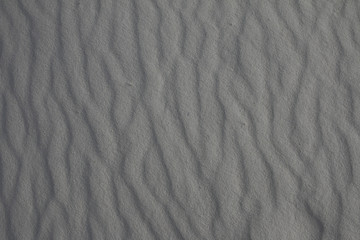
1, 0, 360, 239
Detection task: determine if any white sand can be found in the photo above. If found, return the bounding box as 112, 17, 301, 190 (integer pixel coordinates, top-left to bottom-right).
1, 0, 360, 239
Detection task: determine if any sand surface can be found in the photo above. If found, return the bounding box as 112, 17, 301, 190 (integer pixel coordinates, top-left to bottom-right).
1, 0, 360, 239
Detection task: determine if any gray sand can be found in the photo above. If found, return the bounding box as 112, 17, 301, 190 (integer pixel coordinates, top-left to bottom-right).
1, 0, 360, 239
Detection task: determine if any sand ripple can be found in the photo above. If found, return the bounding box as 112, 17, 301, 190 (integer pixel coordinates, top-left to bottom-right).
1, 0, 360, 239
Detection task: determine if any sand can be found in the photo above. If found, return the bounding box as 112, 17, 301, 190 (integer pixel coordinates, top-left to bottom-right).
0, 0, 360, 239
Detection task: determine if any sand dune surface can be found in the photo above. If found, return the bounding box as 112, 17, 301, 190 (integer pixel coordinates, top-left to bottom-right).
1, 0, 360, 239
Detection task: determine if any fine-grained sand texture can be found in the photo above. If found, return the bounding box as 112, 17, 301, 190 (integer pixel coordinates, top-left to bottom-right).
1, 0, 360, 239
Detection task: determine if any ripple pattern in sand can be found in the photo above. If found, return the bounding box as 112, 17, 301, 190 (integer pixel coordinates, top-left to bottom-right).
1, 0, 360, 239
